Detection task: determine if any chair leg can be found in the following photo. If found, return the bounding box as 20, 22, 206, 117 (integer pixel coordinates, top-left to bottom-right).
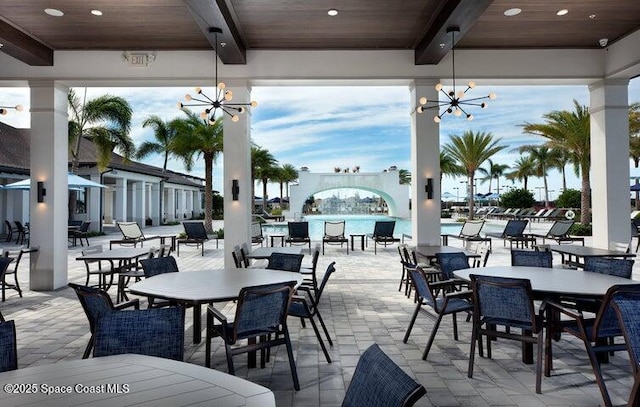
468, 321, 478, 378
205, 311, 212, 368
314, 310, 333, 346
584, 341, 614, 407
283, 330, 300, 391
306, 316, 331, 363
536, 331, 544, 394
452, 313, 459, 341
82, 335, 94, 359
422, 312, 446, 360
225, 344, 236, 375
403, 304, 421, 343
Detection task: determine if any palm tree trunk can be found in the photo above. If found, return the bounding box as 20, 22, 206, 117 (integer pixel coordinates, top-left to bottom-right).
524, 176, 528, 191
262, 178, 268, 211
279, 182, 284, 203
543, 174, 549, 208
580, 165, 591, 224
204, 154, 214, 233
468, 174, 475, 219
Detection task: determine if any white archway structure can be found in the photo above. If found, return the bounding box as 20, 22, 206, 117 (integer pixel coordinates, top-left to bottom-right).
288, 170, 410, 219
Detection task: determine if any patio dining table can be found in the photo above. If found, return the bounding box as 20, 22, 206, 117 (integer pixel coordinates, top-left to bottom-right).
547, 244, 636, 268
0, 354, 275, 407
413, 245, 480, 263
246, 246, 303, 260
129, 268, 303, 345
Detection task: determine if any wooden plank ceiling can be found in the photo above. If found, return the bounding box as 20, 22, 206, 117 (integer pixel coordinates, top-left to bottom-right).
0, 0, 638, 66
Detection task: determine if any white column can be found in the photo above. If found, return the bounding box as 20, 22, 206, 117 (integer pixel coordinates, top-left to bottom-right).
224, 81, 253, 266
87, 174, 102, 232
150, 183, 160, 226
590, 79, 631, 249
29, 80, 69, 290
410, 80, 441, 245
167, 187, 176, 222
114, 177, 127, 222
133, 181, 146, 226
180, 189, 187, 220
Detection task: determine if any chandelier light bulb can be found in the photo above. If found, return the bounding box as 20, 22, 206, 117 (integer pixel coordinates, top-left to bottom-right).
434, 116, 441, 123
231, 115, 240, 122
195, 87, 202, 94
185, 94, 192, 101
15, 105, 23, 111
177, 102, 184, 108
435, 83, 443, 92
489, 92, 497, 100
468, 81, 476, 89
250, 101, 258, 107
0, 109, 7, 115
200, 111, 208, 119
416, 106, 425, 113
454, 108, 462, 117
456, 90, 465, 99
238, 107, 245, 113
481, 102, 487, 109
467, 114, 474, 121
419, 97, 427, 105
224, 90, 233, 101
217, 82, 226, 90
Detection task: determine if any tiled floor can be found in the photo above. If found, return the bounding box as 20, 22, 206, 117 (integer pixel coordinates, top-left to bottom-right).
0, 219, 636, 406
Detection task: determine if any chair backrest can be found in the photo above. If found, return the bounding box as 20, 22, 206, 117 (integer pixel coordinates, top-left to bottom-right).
594, 284, 640, 342
470, 274, 537, 330
288, 221, 310, 239
503, 219, 528, 237
372, 221, 395, 238
14, 221, 25, 232
324, 221, 346, 238
315, 262, 337, 303
79, 221, 91, 232
0, 257, 14, 279
139, 256, 179, 278
251, 222, 263, 239
584, 257, 634, 279
459, 220, 484, 238
232, 246, 244, 268
68, 283, 116, 334
158, 244, 172, 257
406, 264, 437, 309
435, 252, 469, 279
610, 240, 631, 254
611, 287, 640, 370
240, 243, 251, 267
4, 220, 12, 233
232, 281, 296, 341
93, 306, 185, 361
547, 220, 574, 237
0, 320, 18, 372
117, 222, 144, 240
632, 219, 640, 238
476, 243, 491, 267
6, 247, 34, 274
183, 222, 208, 240
342, 343, 426, 407
267, 253, 304, 272
309, 244, 321, 270
510, 249, 553, 268
398, 244, 411, 264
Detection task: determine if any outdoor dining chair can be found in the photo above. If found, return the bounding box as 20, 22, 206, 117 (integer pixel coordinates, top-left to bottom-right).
69, 220, 91, 247
251, 222, 264, 246
205, 281, 300, 390
0, 319, 17, 372
434, 252, 471, 283
543, 284, 640, 407
139, 255, 180, 308
14, 221, 29, 246
267, 252, 304, 272
68, 283, 140, 358
177, 221, 209, 256
468, 274, 545, 394
4, 220, 13, 242
402, 263, 473, 361
288, 262, 337, 363
366, 220, 400, 254
286, 221, 312, 252
93, 306, 185, 361
510, 249, 553, 268
322, 220, 348, 254
80, 246, 114, 291
341, 343, 426, 407
2, 247, 38, 302
232, 245, 244, 268
0, 257, 15, 302
611, 290, 640, 407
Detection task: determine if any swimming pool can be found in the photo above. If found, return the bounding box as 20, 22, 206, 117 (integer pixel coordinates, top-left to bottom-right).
260, 214, 468, 241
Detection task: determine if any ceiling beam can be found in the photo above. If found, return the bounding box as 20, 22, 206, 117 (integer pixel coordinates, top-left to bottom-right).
0, 19, 53, 66
183, 0, 246, 64
414, 0, 493, 65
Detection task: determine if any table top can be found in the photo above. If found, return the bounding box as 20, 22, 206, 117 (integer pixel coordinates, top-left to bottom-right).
454, 265, 639, 298
547, 244, 636, 258
75, 247, 151, 261
414, 245, 480, 259
246, 246, 302, 259
0, 354, 274, 407
130, 268, 304, 303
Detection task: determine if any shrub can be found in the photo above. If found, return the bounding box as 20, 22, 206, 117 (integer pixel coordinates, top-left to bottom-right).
556, 189, 581, 209
213, 228, 224, 238
569, 223, 592, 236
499, 188, 535, 208
441, 211, 452, 219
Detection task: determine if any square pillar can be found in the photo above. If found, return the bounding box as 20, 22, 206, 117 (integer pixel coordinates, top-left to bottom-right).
410, 80, 441, 245
114, 177, 127, 222
150, 182, 161, 226
28, 80, 69, 290
590, 79, 631, 249
133, 180, 146, 226
166, 187, 176, 222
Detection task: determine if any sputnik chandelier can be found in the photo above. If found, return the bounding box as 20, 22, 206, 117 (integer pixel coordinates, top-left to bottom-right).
416, 27, 496, 122
0, 103, 23, 116
178, 27, 257, 123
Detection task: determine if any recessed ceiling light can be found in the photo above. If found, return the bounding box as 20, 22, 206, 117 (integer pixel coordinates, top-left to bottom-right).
327, 9, 338, 17
91, 10, 103, 16
504, 8, 522, 17
556, 9, 569, 16
589, 14, 597, 19
44, 8, 64, 17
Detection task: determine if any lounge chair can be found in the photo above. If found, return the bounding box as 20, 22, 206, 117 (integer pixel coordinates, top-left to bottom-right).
109, 222, 159, 249
526, 220, 584, 245
441, 219, 490, 247
286, 221, 311, 252
177, 222, 210, 256
322, 220, 348, 255
366, 221, 400, 254
251, 222, 264, 246
258, 210, 284, 222
485, 219, 534, 249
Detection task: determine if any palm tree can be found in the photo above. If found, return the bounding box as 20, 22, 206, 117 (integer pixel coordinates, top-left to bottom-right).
522, 100, 591, 224
506, 155, 536, 191
398, 169, 411, 185
136, 115, 178, 172
279, 163, 299, 205
171, 109, 223, 233
477, 159, 509, 195
252, 146, 278, 212
440, 151, 464, 181
442, 131, 505, 219
516, 145, 557, 207
68, 88, 134, 173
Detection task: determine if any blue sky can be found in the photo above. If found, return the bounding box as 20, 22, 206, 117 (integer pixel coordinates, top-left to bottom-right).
1, 78, 639, 201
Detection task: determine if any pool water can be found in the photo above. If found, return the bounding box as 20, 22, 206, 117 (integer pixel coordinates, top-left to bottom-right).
260, 214, 467, 241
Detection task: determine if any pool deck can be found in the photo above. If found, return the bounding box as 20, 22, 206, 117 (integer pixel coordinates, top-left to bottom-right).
0, 218, 636, 407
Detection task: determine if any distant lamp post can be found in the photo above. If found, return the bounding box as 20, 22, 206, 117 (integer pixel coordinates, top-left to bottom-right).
535, 187, 543, 203
453, 187, 460, 202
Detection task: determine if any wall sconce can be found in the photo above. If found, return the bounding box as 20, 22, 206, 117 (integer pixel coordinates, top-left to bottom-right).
37, 181, 46, 203
232, 179, 240, 201
425, 178, 434, 200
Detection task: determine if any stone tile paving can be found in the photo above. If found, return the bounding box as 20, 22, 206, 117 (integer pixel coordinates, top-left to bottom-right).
0, 219, 637, 406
